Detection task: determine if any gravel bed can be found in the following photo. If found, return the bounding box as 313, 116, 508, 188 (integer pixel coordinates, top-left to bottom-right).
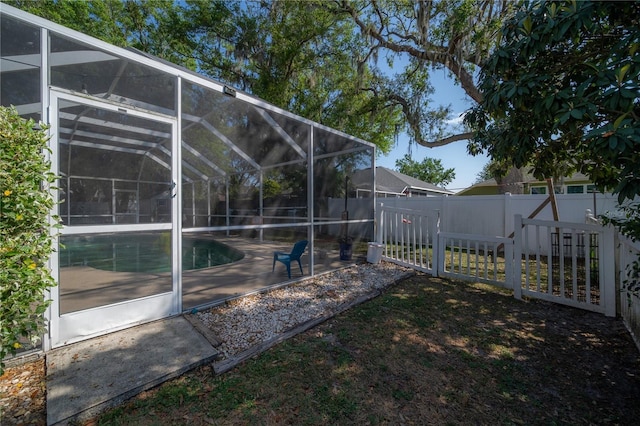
197, 262, 412, 360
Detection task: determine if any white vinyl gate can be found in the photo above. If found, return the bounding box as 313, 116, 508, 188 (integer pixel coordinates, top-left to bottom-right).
377, 204, 439, 275
513, 215, 616, 316
376, 205, 616, 317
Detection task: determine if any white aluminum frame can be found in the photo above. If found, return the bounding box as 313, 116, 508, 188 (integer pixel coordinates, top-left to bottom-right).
47, 89, 181, 348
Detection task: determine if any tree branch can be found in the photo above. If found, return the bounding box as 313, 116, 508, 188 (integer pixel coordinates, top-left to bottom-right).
340, 0, 483, 103
416, 131, 475, 148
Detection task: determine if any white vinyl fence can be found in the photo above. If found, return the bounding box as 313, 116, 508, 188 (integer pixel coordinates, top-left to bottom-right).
377, 192, 620, 237
376, 203, 618, 318
375, 200, 640, 349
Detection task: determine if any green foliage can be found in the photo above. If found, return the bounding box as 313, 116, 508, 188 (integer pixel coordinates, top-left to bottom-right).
262, 178, 282, 199
183, 0, 402, 153
475, 159, 507, 183
602, 203, 640, 243
620, 256, 640, 306
0, 107, 58, 374
394, 154, 455, 187
5, 0, 183, 52
466, 0, 640, 203
602, 203, 640, 304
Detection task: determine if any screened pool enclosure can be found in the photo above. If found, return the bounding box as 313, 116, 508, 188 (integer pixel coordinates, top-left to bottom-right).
1, 5, 376, 349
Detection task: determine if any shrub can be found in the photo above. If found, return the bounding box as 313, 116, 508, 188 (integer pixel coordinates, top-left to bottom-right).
602, 203, 640, 305
0, 106, 58, 374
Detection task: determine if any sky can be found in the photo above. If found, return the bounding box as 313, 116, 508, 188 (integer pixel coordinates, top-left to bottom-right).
375, 71, 490, 193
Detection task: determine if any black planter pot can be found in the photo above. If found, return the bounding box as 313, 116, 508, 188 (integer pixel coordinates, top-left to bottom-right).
339, 242, 353, 261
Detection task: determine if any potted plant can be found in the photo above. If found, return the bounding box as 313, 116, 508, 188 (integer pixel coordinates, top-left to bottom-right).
338, 235, 353, 261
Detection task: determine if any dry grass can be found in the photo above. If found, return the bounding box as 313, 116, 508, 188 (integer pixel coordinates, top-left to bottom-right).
93, 273, 640, 425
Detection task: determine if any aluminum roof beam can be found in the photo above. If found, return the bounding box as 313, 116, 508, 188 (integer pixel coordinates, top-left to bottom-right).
253, 107, 307, 160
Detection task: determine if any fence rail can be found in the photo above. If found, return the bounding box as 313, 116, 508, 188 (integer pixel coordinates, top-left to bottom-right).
438, 232, 513, 288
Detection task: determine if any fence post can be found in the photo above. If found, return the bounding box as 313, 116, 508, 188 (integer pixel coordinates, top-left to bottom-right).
504, 192, 513, 238
377, 203, 384, 243
504, 239, 514, 291
441, 196, 448, 233
432, 210, 440, 277
513, 214, 523, 300
601, 224, 616, 317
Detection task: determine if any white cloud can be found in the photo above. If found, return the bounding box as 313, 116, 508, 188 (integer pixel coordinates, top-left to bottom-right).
445, 111, 467, 126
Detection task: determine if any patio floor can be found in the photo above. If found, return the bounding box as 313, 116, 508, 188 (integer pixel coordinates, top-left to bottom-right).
59, 235, 354, 314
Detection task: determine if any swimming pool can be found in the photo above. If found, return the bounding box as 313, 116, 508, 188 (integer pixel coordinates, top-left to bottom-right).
60, 233, 244, 273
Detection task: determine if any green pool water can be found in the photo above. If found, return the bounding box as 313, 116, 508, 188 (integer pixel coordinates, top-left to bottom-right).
60, 233, 244, 273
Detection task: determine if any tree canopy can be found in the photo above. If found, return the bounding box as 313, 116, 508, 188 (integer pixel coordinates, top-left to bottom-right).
395, 154, 455, 187
466, 0, 640, 202
9, 0, 519, 158
334, 0, 515, 148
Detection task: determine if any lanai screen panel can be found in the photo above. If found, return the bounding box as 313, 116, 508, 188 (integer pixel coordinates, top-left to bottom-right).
181, 81, 309, 230
53, 87, 175, 312
313, 126, 375, 243
0, 14, 41, 120
49, 33, 176, 114
313, 127, 374, 211
57, 99, 173, 225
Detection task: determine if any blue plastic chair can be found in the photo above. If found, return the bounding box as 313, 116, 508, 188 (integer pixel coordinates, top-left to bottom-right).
272, 240, 308, 279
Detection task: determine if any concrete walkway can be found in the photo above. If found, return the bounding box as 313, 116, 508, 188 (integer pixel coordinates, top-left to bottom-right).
46, 316, 219, 425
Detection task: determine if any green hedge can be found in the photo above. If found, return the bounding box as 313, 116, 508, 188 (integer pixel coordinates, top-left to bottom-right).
0, 106, 58, 374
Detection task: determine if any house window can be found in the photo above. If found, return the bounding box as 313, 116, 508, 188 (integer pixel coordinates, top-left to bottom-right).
567, 185, 585, 194
587, 185, 597, 193
530, 186, 547, 195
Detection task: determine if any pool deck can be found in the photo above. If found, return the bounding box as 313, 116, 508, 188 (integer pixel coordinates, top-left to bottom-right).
60, 235, 355, 313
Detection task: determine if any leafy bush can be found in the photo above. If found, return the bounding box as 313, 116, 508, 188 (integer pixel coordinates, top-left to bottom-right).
602, 204, 640, 305
0, 106, 58, 374
602, 203, 640, 243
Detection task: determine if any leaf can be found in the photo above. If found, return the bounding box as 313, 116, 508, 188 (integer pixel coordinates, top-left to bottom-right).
616, 64, 631, 85
558, 20, 571, 39
522, 16, 533, 35
570, 109, 584, 119
613, 113, 629, 130
620, 88, 637, 99
544, 96, 555, 109
559, 111, 571, 124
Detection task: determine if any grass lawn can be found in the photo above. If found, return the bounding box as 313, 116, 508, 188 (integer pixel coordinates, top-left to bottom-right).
95, 273, 640, 425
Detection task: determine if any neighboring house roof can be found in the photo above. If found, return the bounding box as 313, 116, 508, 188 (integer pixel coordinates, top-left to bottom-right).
353, 167, 454, 196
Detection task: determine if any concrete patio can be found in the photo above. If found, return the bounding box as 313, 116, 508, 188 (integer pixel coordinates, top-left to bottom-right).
59, 234, 354, 313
